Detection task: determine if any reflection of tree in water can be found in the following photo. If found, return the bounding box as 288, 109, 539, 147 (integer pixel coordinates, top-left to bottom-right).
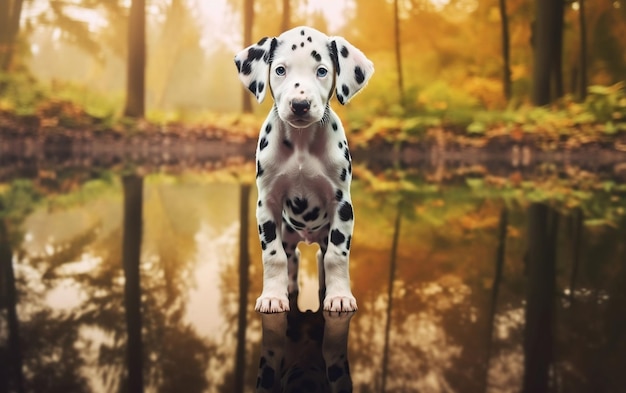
3, 176, 222, 392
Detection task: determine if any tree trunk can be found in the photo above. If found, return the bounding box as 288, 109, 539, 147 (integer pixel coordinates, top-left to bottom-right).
393, 0, 405, 108
381, 201, 402, 391
242, 0, 254, 113
281, 0, 290, 32
499, 0, 512, 101
522, 203, 558, 393
122, 175, 145, 393
233, 183, 251, 393
532, 0, 560, 106
0, 220, 25, 393
552, 0, 565, 99
124, 0, 146, 118
578, 0, 588, 101
0, 0, 23, 72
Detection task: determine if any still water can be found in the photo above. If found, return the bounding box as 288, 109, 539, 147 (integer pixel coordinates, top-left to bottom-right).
1, 157, 625, 393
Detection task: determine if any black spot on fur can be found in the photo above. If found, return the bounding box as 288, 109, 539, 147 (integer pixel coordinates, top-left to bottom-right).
259, 137, 268, 151
340, 168, 347, 181
241, 47, 265, 75
311, 50, 322, 62
257, 37, 268, 46
338, 141, 343, 149
256, 161, 264, 178
283, 139, 293, 149
300, 42, 304, 47
346, 235, 352, 250
355, 66, 366, 84
248, 80, 257, 94
266, 38, 278, 64
335, 189, 343, 201
301, 29, 305, 35
328, 364, 344, 382
339, 202, 354, 221
348, 162, 352, 173
258, 200, 262, 207
258, 81, 264, 93
261, 241, 266, 250
260, 366, 275, 389
292, 44, 297, 50
330, 229, 346, 246
235, 59, 241, 72
270, 250, 276, 255
344, 148, 350, 161
265, 123, 272, 133
258, 225, 262, 235
342, 84, 349, 96
332, 122, 338, 131
337, 94, 345, 105
340, 46, 349, 58
262, 220, 277, 243
303, 207, 320, 222
307, 36, 312, 42
290, 218, 305, 229
291, 197, 308, 214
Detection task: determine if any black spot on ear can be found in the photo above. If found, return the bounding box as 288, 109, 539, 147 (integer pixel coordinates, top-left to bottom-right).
332, 122, 338, 131
259, 137, 268, 151
258, 81, 265, 93
292, 44, 297, 50
265, 123, 272, 133
291, 197, 308, 215
262, 220, 277, 242
337, 94, 345, 104
261, 241, 267, 250
248, 80, 257, 94
257, 37, 268, 46
340, 46, 349, 58
303, 207, 320, 222
355, 66, 366, 84
256, 160, 264, 178
311, 50, 322, 62
339, 201, 353, 221
235, 59, 241, 72
335, 189, 343, 201
346, 235, 351, 250
328, 364, 344, 382
342, 84, 350, 96
340, 168, 347, 181
330, 229, 346, 246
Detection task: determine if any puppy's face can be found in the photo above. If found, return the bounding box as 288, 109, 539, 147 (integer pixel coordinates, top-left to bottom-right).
269, 28, 334, 128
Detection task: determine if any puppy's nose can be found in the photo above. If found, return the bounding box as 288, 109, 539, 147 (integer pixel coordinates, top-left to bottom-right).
290, 99, 310, 116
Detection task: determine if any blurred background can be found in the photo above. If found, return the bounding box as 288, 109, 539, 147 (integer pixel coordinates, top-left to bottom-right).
2, 1, 626, 393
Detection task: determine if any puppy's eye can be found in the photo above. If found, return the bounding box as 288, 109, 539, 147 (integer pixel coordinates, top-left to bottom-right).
316, 67, 328, 78
275, 66, 286, 76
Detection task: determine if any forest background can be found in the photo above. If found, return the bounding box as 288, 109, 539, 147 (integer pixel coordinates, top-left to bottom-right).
0, 0, 625, 144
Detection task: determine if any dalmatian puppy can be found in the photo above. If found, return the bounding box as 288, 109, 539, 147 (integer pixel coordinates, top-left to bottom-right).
234, 26, 373, 313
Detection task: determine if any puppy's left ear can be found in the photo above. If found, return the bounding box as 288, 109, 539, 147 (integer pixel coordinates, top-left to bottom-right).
234, 37, 278, 103
329, 37, 374, 105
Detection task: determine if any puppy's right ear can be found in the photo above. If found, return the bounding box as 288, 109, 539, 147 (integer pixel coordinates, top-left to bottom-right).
234, 37, 277, 103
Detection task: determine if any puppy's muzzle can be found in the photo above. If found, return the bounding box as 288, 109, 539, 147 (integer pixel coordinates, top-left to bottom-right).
290, 99, 311, 116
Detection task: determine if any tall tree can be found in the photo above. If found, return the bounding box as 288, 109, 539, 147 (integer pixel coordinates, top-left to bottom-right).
532, 0, 564, 105
281, 0, 291, 32
578, 0, 588, 101
242, 0, 254, 113
122, 175, 145, 393
124, 0, 146, 118
393, 0, 406, 108
0, 0, 23, 72
499, 0, 512, 101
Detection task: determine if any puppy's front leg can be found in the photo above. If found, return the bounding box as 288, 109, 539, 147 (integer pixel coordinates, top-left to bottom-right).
256, 199, 290, 313
323, 194, 357, 312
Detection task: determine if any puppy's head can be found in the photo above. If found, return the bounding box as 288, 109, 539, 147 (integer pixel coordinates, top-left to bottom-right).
234, 26, 374, 128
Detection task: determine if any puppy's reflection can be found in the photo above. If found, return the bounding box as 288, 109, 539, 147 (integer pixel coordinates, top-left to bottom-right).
255, 296, 355, 393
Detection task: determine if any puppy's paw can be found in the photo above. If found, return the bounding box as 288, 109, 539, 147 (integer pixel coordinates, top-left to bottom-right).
255, 295, 290, 313
323, 294, 357, 312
